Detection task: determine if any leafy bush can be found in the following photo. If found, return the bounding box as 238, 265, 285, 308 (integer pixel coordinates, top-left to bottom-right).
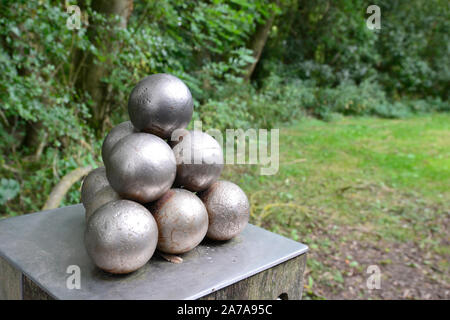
377, 0, 449, 99
0, 179, 20, 205
371, 102, 413, 119
311, 80, 387, 119
0, 1, 92, 146
262, 0, 449, 101
311, 82, 449, 120
199, 75, 314, 130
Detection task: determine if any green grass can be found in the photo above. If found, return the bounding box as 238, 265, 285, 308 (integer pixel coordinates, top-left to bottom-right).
223, 113, 450, 298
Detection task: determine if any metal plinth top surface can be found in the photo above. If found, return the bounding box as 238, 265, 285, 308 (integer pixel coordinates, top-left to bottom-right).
0, 204, 308, 300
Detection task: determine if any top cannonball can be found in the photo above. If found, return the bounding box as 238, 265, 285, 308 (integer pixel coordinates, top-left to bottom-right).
128, 74, 193, 139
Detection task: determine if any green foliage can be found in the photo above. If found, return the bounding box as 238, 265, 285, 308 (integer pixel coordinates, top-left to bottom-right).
262, 0, 449, 101
200, 75, 314, 130
312, 81, 387, 118
0, 179, 20, 205
377, 0, 449, 99
311, 81, 449, 120
77, 0, 274, 123
0, 1, 97, 215
264, 0, 380, 87
0, 0, 91, 132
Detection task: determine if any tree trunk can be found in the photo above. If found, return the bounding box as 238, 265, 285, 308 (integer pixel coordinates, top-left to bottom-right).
244, 15, 275, 82
75, 0, 133, 134
42, 166, 93, 210
23, 121, 44, 150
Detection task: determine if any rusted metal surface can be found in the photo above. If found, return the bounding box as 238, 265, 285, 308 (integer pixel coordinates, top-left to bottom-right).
199, 180, 250, 241
149, 189, 208, 254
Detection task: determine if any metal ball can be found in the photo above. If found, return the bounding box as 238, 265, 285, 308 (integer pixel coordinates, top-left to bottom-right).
84, 186, 121, 222
149, 189, 208, 254
128, 73, 193, 139
84, 200, 158, 274
81, 167, 109, 206
102, 121, 137, 162
198, 180, 250, 241
104, 133, 176, 203
172, 130, 223, 192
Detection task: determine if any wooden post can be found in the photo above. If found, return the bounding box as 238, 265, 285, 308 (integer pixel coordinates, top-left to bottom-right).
201, 254, 307, 300
0, 256, 22, 300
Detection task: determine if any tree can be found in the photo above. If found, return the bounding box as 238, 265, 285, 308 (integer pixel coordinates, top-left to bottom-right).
244, 15, 275, 82
244, 1, 279, 82
75, 0, 134, 134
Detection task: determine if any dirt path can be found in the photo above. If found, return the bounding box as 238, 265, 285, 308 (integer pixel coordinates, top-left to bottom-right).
304, 226, 450, 299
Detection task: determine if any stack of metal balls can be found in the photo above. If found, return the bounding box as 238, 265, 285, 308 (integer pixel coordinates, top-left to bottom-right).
81, 74, 250, 274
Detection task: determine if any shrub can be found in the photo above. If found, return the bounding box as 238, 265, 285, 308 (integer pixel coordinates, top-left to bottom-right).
199, 75, 314, 130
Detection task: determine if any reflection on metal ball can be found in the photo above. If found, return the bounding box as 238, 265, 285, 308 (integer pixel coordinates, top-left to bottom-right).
198, 180, 250, 241
102, 121, 137, 162
128, 73, 193, 139
149, 189, 208, 254
104, 133, 176, 203
172, 130, 223, 192
81, 167, 109, 206
84, 200, 158, 274
84, 186, 121, 222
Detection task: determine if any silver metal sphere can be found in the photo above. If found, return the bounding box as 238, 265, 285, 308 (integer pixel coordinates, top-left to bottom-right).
104, 133, 176, 203
149, 189, 208, 254
172, 130, 223, 192
81, 167, 109, 206
84, 200, 158, 274
84, 186, 121, 222
198, 180, 250, 241
102, 121, 137, 162
128, 73, 193, 139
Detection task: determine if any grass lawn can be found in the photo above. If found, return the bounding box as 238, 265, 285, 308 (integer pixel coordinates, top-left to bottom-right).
223, 113, 450, 299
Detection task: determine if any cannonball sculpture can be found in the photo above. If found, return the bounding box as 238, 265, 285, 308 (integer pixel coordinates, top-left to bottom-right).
81, 167, 109, 206
104, 133, 176, 203
85, 200, 158, 274
172, 130, 224, 192
82, 73, 251, 274
128, 73, 193, 139
101, 121, 137, 161
149, 189, 208, 254
199, 180, 250, 241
